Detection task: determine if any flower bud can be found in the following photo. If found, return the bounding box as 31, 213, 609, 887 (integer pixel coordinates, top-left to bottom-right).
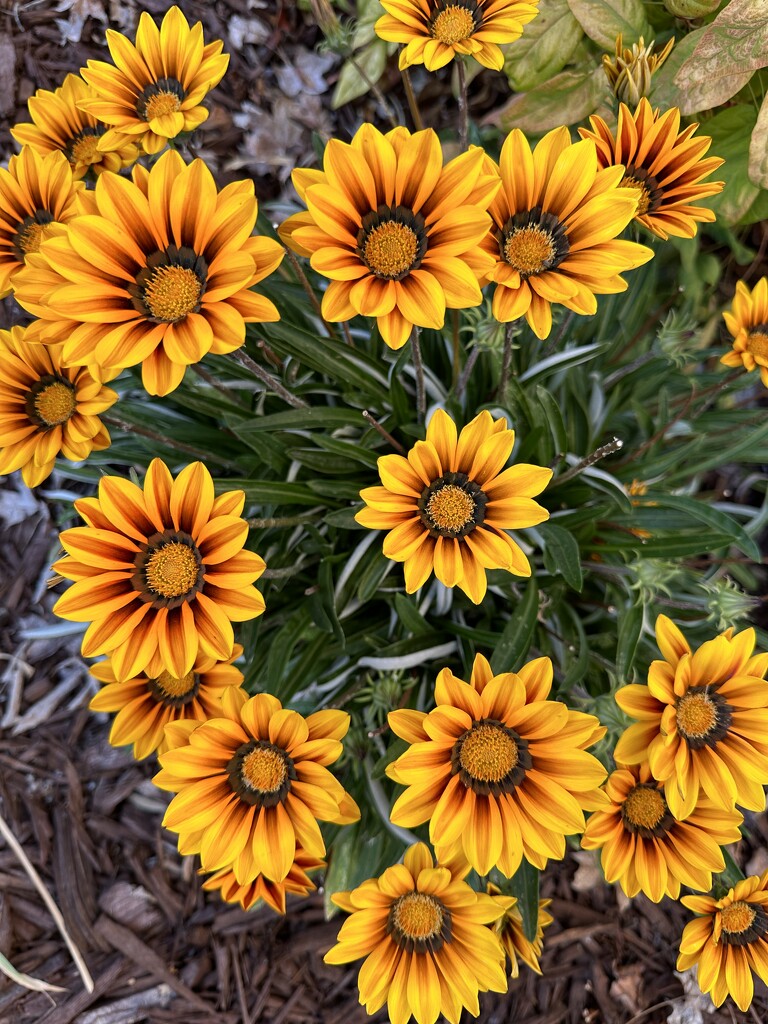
663, 0, 721, 17
602, 35, 674, 107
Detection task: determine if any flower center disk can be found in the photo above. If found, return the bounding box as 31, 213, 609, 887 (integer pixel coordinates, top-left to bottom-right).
388, 891, 450, 952
500, 208, 569, 278
143, 540, 202, 600
30, 378, 77, 427
418, 472, 487, 538
14, 210, 54, 258
430, 3, 477, 44
675, 686, 732, 749
227, 740, 296, 807
149, 669, 199, 707
67, 127, 104, 165
719, 901, 768, 946
452, 718, 531, 795
428, 485, 475, 534
363, 222, 418, 279
143, 265, 203, 322
621, 784, 671, 836
137, 77, 185, 120
746, 326, 768, 362
621, 166, 662, 216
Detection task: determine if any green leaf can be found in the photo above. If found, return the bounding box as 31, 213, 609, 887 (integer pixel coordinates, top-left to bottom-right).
651, 26, 753, 114
566, 0, 651, 48
229, 407, 366, 433
540, 523, 583, 592
616, 602, 643, 680
749, 91, 768, 189
509, 859, 540, 942
645, 494, 761, 562
393, 593, 432, 636
489, 68, 609, 133
224, 479, 334, 506
687, 105, 763, 226
503, 0, 583, 91
332, 39, 389, 108
491, 579, 539, 673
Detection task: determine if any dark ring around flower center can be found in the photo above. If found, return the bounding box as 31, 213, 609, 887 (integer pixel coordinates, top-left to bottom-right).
417, 471, 487, 538
64, 125, 106, 162
497, 207, 570, 278
128, 244, 209, 323
620, 782, 675, 838
227, 739, 297, 808
12, 209, 54, 260
720, 902, 768, 946
675, 685, 733, 750
386, 890, 452, 952
622, 164, 663, 216
136, 77, 186, 120
133, 528, 205, 609
357, 204, 428, 281
24, 373, 76, 429
451, 718, 531, 796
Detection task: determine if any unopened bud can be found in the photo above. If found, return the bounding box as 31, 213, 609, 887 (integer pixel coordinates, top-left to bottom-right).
663, 0, 721, 17
602, 35, 674, 107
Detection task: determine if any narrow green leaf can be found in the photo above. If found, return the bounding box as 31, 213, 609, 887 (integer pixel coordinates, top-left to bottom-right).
646, 494, 761, 562
509, 859, 540, 942
393, 594, 432, 636
224, 480, 334, 506
228, 407, 365, 433
491, 579, 539, 674
616, 603, 644, 680
540, 523, 583, 592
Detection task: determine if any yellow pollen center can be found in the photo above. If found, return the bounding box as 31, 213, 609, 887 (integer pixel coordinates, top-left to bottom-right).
144, 542, 200, 599
427, 485, 475, 532
363, 222, 418, 278
459, 724, 517, 783
143, 265, 202, 322
622, 175, 651, 216
241, 747, 287, 793
34, 381, 76, 426
393, 892, 444, 940
17, 219, 52, 256
153, 669, 197, 699
431, 6, 475, 45
676, 692, 716, 739
746, 330, 768, 362
623, 785, 666, 830
720, 902, 756, 935
143, 90, 182, 120
70, 134, 101, 165
504, 227, 555, 275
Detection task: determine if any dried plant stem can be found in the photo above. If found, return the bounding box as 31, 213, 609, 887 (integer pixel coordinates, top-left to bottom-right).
232, 348, 309, 409
457, 59, 469, 152
0, 809, 94, 993
248, 514, 317, 528
451, 310, 461, 386
498, 321, 517, 400
347, 54, 399, 129
401, 67, 424, 130
410, 326, 426, 424
189, 363, 244, 405
341, 321, 355, 348
544, 310, 576, 357
551, 437, 624, 487
104, 416, 238, 468
284, 248, 340, 340
363, 410, 405, 453
455, 347, 480, 399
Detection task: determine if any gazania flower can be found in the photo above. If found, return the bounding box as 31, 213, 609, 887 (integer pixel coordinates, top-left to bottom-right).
201, 849, 325, 914
279, 123, 498, 350
613, 615, 768, 819
0, 147, 88, 298
581, 763, 743, 903
375, 0, 540, 72
579, 98, 724, 240
89, 644, 246, 760
721, 278, 768, 388
480, 128, 654, 338
487, 886, 552, 977
678, 872, 768, 1012
355, 408, 551, 603
154, 692, 359, 883
0, 325, 116, 487
387, 654, 607, 877
13, 150, 283, 396
52, 459, 266, 682
79, 6, 228, 155
325, 842, 507, 1024
11, 74, 138, 179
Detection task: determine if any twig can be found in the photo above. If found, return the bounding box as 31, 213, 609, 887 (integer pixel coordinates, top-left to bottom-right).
248, 514, 318, 528
410, 326, 426, 424
284, 248, 340, 340
256, 337, 284, 369
401, 67, 425, 131
189, 363, 244, 405
543, 309, 576, 357
232, 348, 309, 409
0, 809, 94, 992
456, 59, 469, 152
497, 321, 517, 400
363, 410, 405, 453
455, 347, 480, 399
340, 320, 355, 348
451, 309, 461, 386
347, 54, 399, 129
104, 416, 239, 468
550, 437, 624, 487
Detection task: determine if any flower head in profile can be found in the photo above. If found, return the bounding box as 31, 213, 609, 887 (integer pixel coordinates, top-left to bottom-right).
678, 871, 768, 1012
79, 6, 228, 155
201, 849, 325, 914
481, 128, 654, 338
356, 409, 551, 603
375, 0, 540, 72
387, 654, 607, 877
0, 147, 88, 298
613, 615, 768, 819
14, 150, 283, 396
579, 98, 724, 240
581, 762, 743, 903
11, 74, 138, 179
154, 692, 359, 884
279, 123, 498, 349
89, 645, 246, 760
325, 842, 507, 1024
0, 325, 116, 487
721, 278, 768, 388
52, 460, 266, 682
487, 885, 553, 977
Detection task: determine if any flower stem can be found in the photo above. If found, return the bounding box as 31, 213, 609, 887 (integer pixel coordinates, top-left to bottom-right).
455, 347, 480, 399
284, 248, 340, 341
451, 309, 461, 387
363, 410, 405, 454
232, 348, 309, 409
348, 54, 399, 130
189, 363, 245, 406
498, 321, 517, 400
104, 416, 240, 468
410, 326, 426, 424
457, 59, 469, 152
401, 67, 425, 131
550, 437, 624, 487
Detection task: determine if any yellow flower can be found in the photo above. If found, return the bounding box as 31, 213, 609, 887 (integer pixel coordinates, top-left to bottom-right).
154, 692, 359, 884
375, 0, 540, 72
201, 849, 325, 914
324, 842, 507, 1024
487, 885, 553, 977
721, 277, 768, 388
279, 123, 498, 350
11, 74, 138, 179
79, 6, 229, 155
89, 645, 246, 759
481, 128, 654, 339
678, 872, 768, 1012
0, 147, 88, 298
614, 615, 768, 819
0, 325, 116, 487
355, 408, 551, 603
581, 762, 743, 903
579, 98, 724, 240
52, 459, 266, 681
13, 150, 283, 396
387, 654, 607, 877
